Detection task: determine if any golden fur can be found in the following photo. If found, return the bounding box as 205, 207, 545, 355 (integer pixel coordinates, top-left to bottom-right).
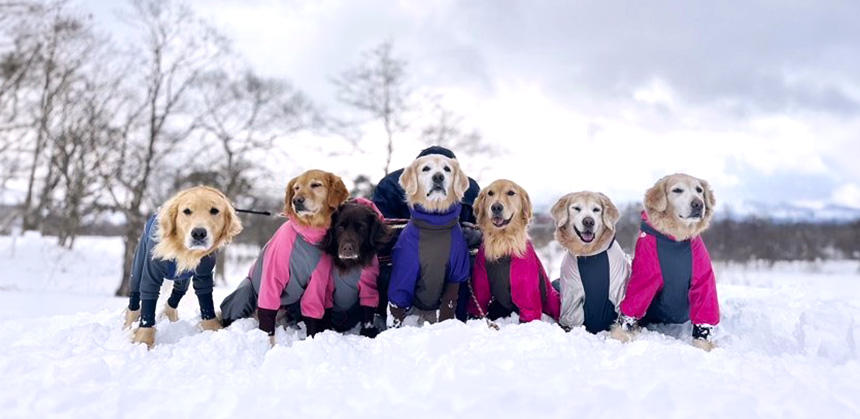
644, 173, 716, 240
551, 191, 620, 256
152, 186, 242, 273
284, 169, 349, 229
399, 155, 469, 212
474, 179, 533, 261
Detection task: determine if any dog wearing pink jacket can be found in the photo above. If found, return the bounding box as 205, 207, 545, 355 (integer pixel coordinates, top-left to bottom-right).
611, 174, 720, 351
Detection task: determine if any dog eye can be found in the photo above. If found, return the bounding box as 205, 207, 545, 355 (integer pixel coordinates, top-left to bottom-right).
696, 186, 703, 193
422, 166, 431, 172
182, 208, 192, 215
573, 206, 581, 212
311, 183, 322, 188
443, 166, 451, 172
506, 190, 515, 196
592, 208, 600, 213
672, 188, 683, 194
209, 208, 219, 215
487, 191, 494, 196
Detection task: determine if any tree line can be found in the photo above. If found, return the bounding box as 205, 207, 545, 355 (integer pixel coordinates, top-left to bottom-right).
0, 0, 489, 295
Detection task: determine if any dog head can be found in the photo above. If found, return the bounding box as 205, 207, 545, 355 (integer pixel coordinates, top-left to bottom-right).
399, 154, 469, 212
474, 179, 532, 260
644, 173, 716, 240
284, 169, 349, 228
153, 186, 242, 272
322, 200, 392, 270
551, 191, 619, 256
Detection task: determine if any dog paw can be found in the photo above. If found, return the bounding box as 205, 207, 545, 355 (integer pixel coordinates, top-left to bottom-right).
609, 324, 635, 343
132, 327, 155, 349
198, 318, 222, 332
692, 338, 716, 352
123, 308, 140, 330
160, 305, 179, 322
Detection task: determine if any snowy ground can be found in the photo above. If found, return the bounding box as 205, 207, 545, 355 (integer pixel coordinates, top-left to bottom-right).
0, 233, 858, 419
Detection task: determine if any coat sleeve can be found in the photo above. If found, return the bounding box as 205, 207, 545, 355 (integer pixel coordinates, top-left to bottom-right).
467, 248, 491, 318
689, 237, 720, 325
300, 253, 334, 319
558, 253, 585, 328
387, 228, 420, 308
447, 230, 471, 284
257, 224, 294, 311
619, 233, 663, 319
606, 242, 632, 312
191, 253, 216, 295
358, 256, 381, 308
536, 250, 561, 321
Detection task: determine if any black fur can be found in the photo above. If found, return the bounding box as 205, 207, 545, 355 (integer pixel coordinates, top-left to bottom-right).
321, 201, 393, 271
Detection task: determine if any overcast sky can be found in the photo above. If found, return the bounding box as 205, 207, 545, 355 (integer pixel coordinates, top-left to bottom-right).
84, 0, 860, 210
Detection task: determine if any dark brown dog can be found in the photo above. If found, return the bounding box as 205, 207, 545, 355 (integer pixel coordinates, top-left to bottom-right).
322, 200, 392, 270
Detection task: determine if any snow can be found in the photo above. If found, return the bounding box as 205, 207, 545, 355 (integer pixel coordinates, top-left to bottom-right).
1, 233, 859, 418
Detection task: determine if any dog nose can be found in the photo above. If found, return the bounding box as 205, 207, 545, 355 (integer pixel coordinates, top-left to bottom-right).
191, 228, 207, 241
691, 199, 703, 211
432, 173, 444, 184
582, 217, 595, 229
293, 196, 305, 207
341, 243, 355, 254
491, 203, 503, 215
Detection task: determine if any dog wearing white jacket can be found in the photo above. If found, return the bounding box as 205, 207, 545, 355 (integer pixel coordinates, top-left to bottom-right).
551, 191, 631, 333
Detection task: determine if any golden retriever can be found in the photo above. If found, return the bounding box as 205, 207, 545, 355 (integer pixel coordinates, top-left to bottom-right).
551, 191, 620, 256
473, 179, 533, 261
644, 173, 715, 240
399, 154, 469, 212
284, 169, 349, 229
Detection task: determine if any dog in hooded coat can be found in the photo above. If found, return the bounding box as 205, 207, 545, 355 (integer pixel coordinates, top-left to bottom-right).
466, 180, 560, 323
551, 191, 630, 334
610, 173, 719, 351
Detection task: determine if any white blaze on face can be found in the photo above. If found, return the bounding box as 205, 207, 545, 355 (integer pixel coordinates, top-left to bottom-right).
668, 178, 706, 223
566, 196, 604, 243
418, 156, 454, 201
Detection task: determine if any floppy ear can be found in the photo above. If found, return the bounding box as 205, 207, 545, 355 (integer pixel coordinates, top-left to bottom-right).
644, 178, 668, 213
326, 172, 349, 209
320, 207, 340, 255
598, 193, 620, 231
399, 163, 418, 198
283, 177, 297, 217
216, 190, 243, 244
550, 195, 570, 228
473, 189, 488, 225
156, 192, 180, 242
451, 160, 469, 201
519, 185, 533, 225
369, 213, 393, 251
701, 177, 716, 217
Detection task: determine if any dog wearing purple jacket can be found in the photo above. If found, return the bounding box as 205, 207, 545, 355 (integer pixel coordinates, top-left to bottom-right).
387, 154, 471, 326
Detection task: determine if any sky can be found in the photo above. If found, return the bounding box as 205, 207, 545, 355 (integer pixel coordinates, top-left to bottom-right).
81, 0, 860, 211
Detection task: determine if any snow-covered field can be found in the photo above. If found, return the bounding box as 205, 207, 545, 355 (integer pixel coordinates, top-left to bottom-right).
0, 233, 858, 418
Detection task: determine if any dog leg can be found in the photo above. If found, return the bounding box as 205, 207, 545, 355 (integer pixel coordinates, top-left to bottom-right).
123, 308, 140, 329
389, 303, 407, 328
609, 315, 639, 343
132, 327, 155, 349
160, 304, 179, 322
438, 283, 460, 322
692, 324, 716, 352
199, 318, 222, 331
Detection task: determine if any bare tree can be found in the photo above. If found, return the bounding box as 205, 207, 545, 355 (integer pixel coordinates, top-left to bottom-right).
332, 40, 411, 176
105, 0, 226, 296
420, 103, 494, 156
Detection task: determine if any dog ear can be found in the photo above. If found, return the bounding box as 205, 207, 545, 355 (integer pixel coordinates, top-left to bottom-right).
550, 195, 570, 228
399, 163, 418, 198
644, 178, 668, 213
519, 185, 533, 225
283, 176, 297, 218
320, 207, 340, 255
213, 188, 242, 244
473, 188, 488, 225
326, 172, 349, 209
700, 177, 716, 218
156, 191, 181, 242
451, 160, 469, 201
369, 213, 393, 251
598, 193, 619, 231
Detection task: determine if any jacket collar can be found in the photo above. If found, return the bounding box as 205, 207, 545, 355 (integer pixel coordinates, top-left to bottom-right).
289, 219, 327, 244
410, 203, 461, 227
640, 211, 683, 242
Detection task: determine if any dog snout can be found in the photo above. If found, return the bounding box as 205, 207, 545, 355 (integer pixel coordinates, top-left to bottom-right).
432, 173, 445, 184
691, 199, 703, 211
491, 203, 504, 215
340, 242, 355, 254
191, 227, 208, 241
293, 196, 306, 211
582, 217, 595, 230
